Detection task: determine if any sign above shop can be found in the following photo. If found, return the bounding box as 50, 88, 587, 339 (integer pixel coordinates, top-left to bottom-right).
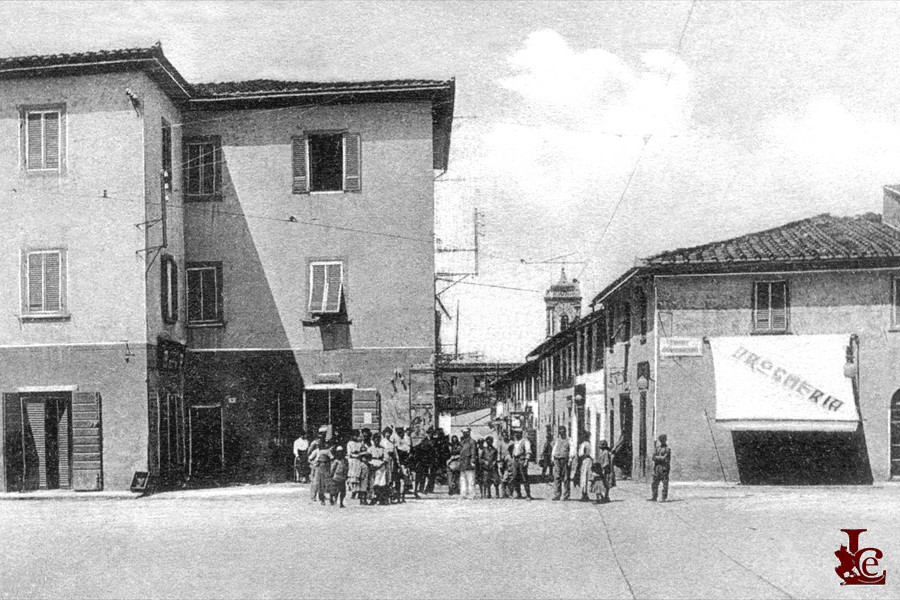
660, 337, 704, 357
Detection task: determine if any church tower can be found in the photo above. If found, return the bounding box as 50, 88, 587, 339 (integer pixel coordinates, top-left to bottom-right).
544, 268, 582, 338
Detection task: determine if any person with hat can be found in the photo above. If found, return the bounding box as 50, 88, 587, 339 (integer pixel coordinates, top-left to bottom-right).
591, 439, 613, 504
511, 429, 533, 500
292, 430, 311, 483
649, 434, 671, 502
457, 428, 478, 500
307, 426, 332, 504
551, 426, 571, 501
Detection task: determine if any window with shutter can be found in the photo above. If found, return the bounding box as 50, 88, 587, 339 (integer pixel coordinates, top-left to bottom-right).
308, 261, 344, 314
297, 132, 362, 193
22, 249, 66, 317
753, 281, 789, 333
161, 255, 178, 324
893, 278, 900, 328
23, 107, 65, 172
183, 138, 222, 202
186, 263, 223, 325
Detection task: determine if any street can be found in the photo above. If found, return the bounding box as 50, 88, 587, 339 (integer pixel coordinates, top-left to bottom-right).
0, 481, 897, 599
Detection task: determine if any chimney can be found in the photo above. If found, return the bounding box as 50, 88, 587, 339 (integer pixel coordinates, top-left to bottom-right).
883, 185, 900, 230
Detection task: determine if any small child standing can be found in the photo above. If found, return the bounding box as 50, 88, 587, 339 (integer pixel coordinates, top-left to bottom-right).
330, 446, 349, 508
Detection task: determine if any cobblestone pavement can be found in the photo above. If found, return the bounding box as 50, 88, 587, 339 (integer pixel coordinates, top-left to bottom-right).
0, 480, 897, 599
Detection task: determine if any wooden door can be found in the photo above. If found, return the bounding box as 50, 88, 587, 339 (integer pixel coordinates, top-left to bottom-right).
891, 392, 900, 478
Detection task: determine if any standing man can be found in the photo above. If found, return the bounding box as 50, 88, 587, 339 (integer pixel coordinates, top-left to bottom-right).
416, 428, 435, 495
511, 430, 533, 500
457, 428, 478, 500
292, 430, 311, 483
649, 434, 671, 502
551, 426, 571, 501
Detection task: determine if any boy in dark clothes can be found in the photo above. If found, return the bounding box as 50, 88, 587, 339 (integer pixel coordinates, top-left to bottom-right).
330, 446, 349, 508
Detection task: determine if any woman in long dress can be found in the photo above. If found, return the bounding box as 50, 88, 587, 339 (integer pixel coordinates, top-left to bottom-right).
575, 432, 593, 502
346, 429, 369, 501
369, 432, 390, 505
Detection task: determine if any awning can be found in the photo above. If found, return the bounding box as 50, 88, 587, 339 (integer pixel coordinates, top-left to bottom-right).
709, 335, 859, 432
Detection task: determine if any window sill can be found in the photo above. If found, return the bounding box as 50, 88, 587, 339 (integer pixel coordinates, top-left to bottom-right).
187, 321, 225, 329
22, 168, 65, 177
20, 313, 70, 322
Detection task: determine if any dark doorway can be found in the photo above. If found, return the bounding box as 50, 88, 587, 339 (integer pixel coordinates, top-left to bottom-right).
615, 394, 633, 478
732, 429, 873, 485
892, 391, 900, 478
304, 388, 353, 443
190, 405, 224, 477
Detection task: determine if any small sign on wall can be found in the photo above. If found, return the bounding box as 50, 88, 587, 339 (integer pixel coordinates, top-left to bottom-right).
363, 412, 372, 425
660, 337, 704, 357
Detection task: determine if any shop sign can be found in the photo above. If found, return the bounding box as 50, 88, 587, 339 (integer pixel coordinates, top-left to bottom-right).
660, 337, 704, 357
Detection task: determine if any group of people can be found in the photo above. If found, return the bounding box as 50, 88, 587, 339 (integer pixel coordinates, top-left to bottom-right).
293, 424, 672, 506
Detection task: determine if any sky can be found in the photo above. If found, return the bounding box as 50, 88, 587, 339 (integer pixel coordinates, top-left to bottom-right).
4, 1, 900, 361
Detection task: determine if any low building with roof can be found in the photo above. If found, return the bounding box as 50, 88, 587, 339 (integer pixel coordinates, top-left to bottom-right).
497, 189, 900, 484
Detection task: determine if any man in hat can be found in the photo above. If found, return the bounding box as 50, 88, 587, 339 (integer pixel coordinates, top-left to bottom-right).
308, 425, 332, 503
457, 427, 478, 500
551, 426, 571, 501
649, 434, 671, 502
511, 429, 533, 500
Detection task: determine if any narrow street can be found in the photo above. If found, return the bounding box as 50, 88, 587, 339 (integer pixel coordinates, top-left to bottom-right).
1, 482, 896, 599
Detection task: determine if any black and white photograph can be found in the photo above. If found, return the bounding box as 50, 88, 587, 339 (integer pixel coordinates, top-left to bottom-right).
0, 1, 897, 598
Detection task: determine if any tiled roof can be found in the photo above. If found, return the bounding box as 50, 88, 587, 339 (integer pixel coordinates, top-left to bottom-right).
192, 79, 453, 99
0, 44, 160, 70
646, 213, 900, 266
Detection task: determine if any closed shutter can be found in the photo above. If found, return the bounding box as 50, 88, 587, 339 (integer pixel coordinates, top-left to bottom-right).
72, 392, 103, 491
754, 283, 770, 330
26, 113, 43, 169
44, 252, 61, 312
352, 389, 381, 431
292, 136, 309, 194
771, 282, 788, 331
343, 133, 361, 192
44, 112, 60, 170
23, 399, 47, 489
324, 263, 343, 313
27, 253, 43, 311
309, 263, 327, 312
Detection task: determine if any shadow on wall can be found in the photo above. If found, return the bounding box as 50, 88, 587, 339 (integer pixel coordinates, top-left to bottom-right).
732, 428, 873, 485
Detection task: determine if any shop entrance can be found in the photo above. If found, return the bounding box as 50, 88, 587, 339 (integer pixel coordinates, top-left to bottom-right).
891, 390, 900, 478
732, 430, 872, 484
304, 387, 353, 442
19, 394, 72, 491
615, 394, 633, 478
189, 405, 224, 477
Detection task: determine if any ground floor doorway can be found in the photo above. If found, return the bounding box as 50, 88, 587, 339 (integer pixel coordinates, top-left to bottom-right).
615, 394, 633, 478
189, 404, 224, 477
12, 394, 72, 491
304, 388, 353, 441
891, 390, 900, 478
732, 429, 872, 484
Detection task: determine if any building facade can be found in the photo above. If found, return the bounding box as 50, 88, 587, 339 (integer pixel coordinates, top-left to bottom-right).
0, 44, 453, 491
498, 195, 900, 484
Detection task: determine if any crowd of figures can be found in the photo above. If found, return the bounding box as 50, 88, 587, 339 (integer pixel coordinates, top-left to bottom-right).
292, 425, 672, 507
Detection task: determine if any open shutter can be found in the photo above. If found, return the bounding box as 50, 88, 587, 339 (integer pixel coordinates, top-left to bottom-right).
26, 113, 43, 169
352, 388, 381, 431
343, 133, 361, 192
1, 393, 17, 492
292, 136, 309, 194
44, 112, 60, 170
309, 263, 327, 312
754, 283, 770, 330
72, 392, 103, 491
324, 263, 343, 313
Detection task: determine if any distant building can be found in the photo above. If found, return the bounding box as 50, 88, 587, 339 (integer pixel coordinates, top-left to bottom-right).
498, 191, 900, 484
544, 268, 581, 337
0, 44, 454, 491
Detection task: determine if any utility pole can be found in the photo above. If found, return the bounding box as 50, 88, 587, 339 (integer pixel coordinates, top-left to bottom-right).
455, 300, 460, 360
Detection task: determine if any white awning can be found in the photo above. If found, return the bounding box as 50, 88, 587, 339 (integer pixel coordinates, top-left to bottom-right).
709, 335, 859, 432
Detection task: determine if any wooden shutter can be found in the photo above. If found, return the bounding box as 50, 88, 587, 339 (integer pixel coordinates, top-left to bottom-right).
292, 136, 309, 194
27, 113, 43, 169
44, 112, 60, 170
754, 283, 770, 330
72, 392, 103, 491
309, 263, 327, 312
771, 282, 788, 331
23, 399, 47, 489
324, 263, 343, 313
1, 393, 17, 492
27, 253, 43, 311
57, 400, 70, 489
343, 133, 361, 192
44, 252, 61, 312
352, 389, 381, 431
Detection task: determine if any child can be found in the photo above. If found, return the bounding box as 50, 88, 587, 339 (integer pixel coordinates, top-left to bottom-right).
480, 436, 499, 499
502, 443, 516, 499
330, 446, 349, 508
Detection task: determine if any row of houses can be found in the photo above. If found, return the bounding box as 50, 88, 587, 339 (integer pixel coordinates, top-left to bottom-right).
0, 44, 454, 491
495, 197, 900, 484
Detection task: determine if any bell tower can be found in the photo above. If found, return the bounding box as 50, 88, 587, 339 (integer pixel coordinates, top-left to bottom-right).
544, 268, 582, 338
